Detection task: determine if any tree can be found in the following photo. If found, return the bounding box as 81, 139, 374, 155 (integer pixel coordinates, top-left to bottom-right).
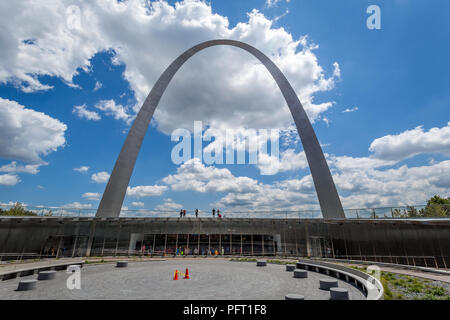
0, 202, 37, 216
424, 195, 449, 217
427, 195, 450, 206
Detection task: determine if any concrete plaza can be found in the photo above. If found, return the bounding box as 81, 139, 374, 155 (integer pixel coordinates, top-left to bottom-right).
0, 259, 365, 300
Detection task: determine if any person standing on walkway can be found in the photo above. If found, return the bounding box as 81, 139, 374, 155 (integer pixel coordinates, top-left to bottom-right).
180, 209, 183, 218
195, 208, 198, 218
212, 208, 216, 217
183, 209, 186, 217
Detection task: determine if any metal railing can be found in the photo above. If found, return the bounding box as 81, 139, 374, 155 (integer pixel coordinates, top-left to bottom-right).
1, 203, 449, 219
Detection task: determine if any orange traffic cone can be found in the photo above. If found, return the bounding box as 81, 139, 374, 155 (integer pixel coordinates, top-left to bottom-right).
184, 268, 190, 279
173, 269, 179, 280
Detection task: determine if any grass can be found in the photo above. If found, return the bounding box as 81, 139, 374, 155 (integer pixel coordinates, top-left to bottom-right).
229, 257, 299, 265
351, 265, 450, 300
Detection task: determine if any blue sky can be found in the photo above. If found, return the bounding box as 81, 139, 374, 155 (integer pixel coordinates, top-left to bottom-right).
0, 0, 449, 214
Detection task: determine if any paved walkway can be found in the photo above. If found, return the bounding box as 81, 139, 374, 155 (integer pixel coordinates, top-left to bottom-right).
0, 259, 365, 300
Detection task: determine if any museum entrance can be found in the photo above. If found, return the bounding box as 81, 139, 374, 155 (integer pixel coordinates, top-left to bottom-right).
132, 233, 278, 256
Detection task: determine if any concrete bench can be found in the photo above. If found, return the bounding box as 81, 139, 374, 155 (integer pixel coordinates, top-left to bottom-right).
285, 264, 295, 271
319, 278, 338, 290
116, 261, 128, 268
17, 279, 37, 291
296, 259, 384, 300
256, 260, 267, 267
293, 269, 308, 278
285, 294, 305, 300
330, 287, 349, 300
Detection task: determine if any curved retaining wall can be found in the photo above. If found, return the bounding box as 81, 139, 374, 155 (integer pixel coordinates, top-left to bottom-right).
296, 259, 384, 300
0, 260, 84, 281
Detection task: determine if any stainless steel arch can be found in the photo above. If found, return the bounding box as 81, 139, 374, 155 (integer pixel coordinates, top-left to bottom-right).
96, 39, 345, 219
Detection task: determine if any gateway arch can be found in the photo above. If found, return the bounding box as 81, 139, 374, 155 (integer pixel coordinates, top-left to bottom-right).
96, 39, 345, 219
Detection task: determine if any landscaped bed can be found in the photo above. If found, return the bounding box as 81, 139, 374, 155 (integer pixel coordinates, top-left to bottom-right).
350, 265, 450, 300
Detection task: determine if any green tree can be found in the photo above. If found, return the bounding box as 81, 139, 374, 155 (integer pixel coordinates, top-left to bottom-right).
424, 195, 449, 217
0, 202, 37, 216
427, 195, 450, 206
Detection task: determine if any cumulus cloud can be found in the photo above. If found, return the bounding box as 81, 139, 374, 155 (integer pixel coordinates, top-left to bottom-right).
155, 198, 183, 211
73, 166, 89, 173
82, 192, 100, 200
343, 107, 358, 113
161, 158, 316, 210
0, 174, 20, 186
73, 104, 101, 121
265, 0, 282, 8
131, 201, 144, 207
0, 98, 67, 163
93, 80, 102, 92
62, 202, 92, 209
126, 185, 168, 198
369, 122, 450, 161
161, 122, 450, 211
94, 100, 131, 123
163, 158, 259, 193
257, 148, 308, 174
91, 171, 110, 183
0, 1, 105, 92
0, 161, 43, 175
333, 160, 450, 208
328, 155, 395, 171
0, 0, 338, 136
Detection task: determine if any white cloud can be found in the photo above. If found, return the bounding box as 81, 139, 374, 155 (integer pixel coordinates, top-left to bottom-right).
0, 174, 20, 186
328, 155, 395, 171
332, 62, 341, 78
82, 192, 101, 201
161, 158, 315, 211
94, 99, 131, 122
73, 166, 89, 173
0, 1, 105, 92
265, 0, 282, 8
163, 158, 259, 193
93, 80, 102, 92
131, 201, 144, 207
91, 171, 110, 183
62, 202, 92, 209
334, 160, 450, 208
0, 201, 23, 206
73, 104, 101, 121
126, 185, 168, 198
369, 122, 450, 161
0, 1, 338, 136
0, 161, 43, 174
0, 98, 66, 163
161, 122, 450, 211
257, 149, 308, 174
273, 9, 289, 23
155, 198, 183, 211
343, 107, 358, 113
